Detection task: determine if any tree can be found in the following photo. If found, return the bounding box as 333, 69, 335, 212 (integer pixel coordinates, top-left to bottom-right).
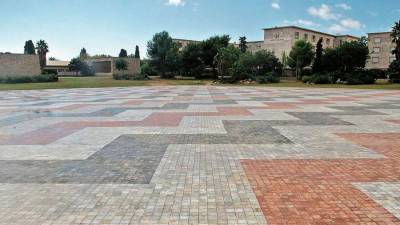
312, 38, 323, 73
79, 48, 89, 59
321, 48, 340, 73
24, 40, 36, 55
147, 31, 180, 78
239, 36, 247, 53
287, 40, 314, 80
214, 45, 241, 81
337, 40, 369, 73
36, 40, 49, 73
119, 49, 128, 57
115, 58, 128, 71
181, 42, 205, 78
69, 58, 95, 76
49, 57, 57, 61
201, 35, 231, 76
134, 45, 140, 58
388, 20, 400, 83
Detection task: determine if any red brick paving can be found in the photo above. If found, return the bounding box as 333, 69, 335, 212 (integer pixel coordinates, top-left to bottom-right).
242, 133, 400, 225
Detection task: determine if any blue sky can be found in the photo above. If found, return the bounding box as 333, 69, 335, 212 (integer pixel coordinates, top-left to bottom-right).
0, 0, 399, 60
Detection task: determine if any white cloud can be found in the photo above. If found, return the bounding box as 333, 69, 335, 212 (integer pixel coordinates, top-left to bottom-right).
340, 18, 362, 29
271, 2, 280, 9
166, 0, 185, 6
284, 19, 320, 27
336, 3, 352, 10
308, 4, 340, 20
328, 18, 363, 34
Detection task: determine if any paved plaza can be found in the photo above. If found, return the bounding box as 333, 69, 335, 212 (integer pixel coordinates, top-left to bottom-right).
1, 86, 400, 225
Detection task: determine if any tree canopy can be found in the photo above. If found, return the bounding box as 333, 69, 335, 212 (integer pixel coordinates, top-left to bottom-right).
147, 31, 180, 78
312, 38, 323, 73
119, 49, 128, 57
287, 40, 314, 79
239, 36, 247, 53
36, 40, 49, 72
24, 40, 36, 55
115, 58, 128, 71
201, 35, 231, 72
79, 48, 89, 59
181, 42, 205, 78
134, 45, 140, 59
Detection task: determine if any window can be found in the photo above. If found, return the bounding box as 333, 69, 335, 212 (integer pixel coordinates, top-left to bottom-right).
295, 32, 299, 39
372, 57, 379, 63
374, 38, 381, 43
274, 33, 280, 39
326, 38, 331, 45
373, 47, 380, 53
304, 33, 308, 40
312, 35, 316, 42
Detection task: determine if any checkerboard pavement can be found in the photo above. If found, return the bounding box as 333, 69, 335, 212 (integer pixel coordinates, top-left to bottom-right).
1, 86, 400, 224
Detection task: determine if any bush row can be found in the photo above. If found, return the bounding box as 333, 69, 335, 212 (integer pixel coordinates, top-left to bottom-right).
0, 74, 58, 84
302, 69, 385, 85
112, 73, 149, 81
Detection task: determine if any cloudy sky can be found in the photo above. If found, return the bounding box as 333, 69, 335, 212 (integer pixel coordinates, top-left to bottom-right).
0, 0, 398, 60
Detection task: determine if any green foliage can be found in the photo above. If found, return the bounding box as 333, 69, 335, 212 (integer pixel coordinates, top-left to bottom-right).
388, 59, 400, 83
287, 40, 314, 80
119, 49, 128, 57
201, 35, 231, 73
113, 73, 149, 80
214, 45, 241, 81
310, 73, 334, 84
147, 31, 181, 78
140, 61, 157, 76
301, 75, 312, 83
69, 58, 95, 76
256, 72, 280, 84
337, 40, 369, 73
239, 36, 247, 53
115, 58, 128, 71
321, 48, 341, 73
312, 38, 323, 73
0, 74, 58, 84
181, 42, 205, 78
134, 45, 140, 59
79, 48, 89, 59
391, 20, 400, 60
24, 40, 36, 55
36, 40, 49, 72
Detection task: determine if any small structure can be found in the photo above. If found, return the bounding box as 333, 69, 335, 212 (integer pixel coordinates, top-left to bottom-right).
0, 53, 41, 77
86, 57, 140, 76
44, 60, 71, 75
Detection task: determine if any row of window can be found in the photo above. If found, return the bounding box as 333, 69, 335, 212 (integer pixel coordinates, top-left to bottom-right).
371, 57, 396, 63
294, 32, 331, 45
371, 47, 396, 54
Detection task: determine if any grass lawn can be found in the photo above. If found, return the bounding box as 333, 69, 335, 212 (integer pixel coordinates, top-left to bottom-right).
0, 76, 400, 91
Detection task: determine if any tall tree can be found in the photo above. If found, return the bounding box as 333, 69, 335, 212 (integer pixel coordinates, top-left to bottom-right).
147, 31, 180, 78
134, 45, 140, 58
312, 38, 323, 73
181, 42, 205, 78
36, 40, 49, 73
119, 49, 128, 57
391, 20, 400, 61
201, 35, 231, 76
239, 36, 248, 53
79, 48, 89, 59
24, 40, 36, 55
337, 40, 369, 73
287, 40, 314, 80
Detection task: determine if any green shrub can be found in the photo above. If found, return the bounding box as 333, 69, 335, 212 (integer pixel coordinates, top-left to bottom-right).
345, 70, 377, 85
141, 62, 157, 76
368, 69, 387, 79
310, 73, 333, 84
388, 60, 400, 83
256, 72, 280, 84
0, 74, 58, 84
302, 75, 312, 83
113, 73, 149, 80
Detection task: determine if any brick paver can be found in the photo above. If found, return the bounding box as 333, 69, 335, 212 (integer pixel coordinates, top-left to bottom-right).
1, 86, 400, 225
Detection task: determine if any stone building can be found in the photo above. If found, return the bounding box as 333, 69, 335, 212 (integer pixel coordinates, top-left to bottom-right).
249, 26, 359, 60
86, 57, 141, 76
367, 32, 396, 69
0, 53, 41, 77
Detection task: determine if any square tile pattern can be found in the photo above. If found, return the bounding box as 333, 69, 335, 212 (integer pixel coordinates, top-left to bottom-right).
1, 86, 400, 224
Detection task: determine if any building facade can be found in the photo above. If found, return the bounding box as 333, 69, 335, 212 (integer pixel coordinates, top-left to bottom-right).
86, 57, 141, 76
44, 60, 70, 75
0, 53, 41, 77
251, 26, 359, 61
367, 32, 396, 70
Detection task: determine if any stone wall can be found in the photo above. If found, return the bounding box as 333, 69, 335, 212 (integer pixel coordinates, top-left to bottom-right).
87, 57, 140, 76
0, 54, 41, 77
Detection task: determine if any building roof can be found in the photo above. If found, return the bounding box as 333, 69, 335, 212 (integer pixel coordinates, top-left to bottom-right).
263, 25, 359, 39
46, 60, 70, 67
367, 31, 392, 35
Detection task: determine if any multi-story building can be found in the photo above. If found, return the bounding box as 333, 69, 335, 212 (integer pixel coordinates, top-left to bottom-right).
367, 32, 396, 69
250, 26, 359, 60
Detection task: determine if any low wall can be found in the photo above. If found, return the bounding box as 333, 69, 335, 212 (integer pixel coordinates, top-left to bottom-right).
0, 54, 41, 77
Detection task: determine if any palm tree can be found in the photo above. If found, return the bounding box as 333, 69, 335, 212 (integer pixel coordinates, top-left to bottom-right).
36, 40, 49, 72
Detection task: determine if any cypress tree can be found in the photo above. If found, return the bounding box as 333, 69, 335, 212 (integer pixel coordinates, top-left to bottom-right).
134, 45, 140, 58
24, 40, 36, 54
119, 49, 128, 57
